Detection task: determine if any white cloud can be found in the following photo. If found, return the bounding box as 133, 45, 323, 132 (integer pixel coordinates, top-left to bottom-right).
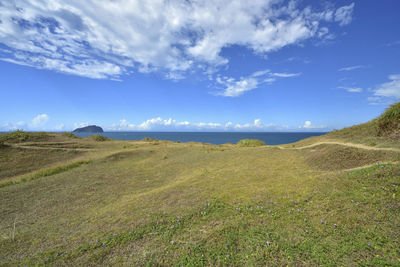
335, 3, 355, 26
215, 69, 301, 97
107, 117, 293, 131
31, 114, 49, 127
338, 86, 363, 93
373, 74, 400, 99
54, 123, 65, 131
216, 76, 259, 97
1, 121, 26, 131
303, 121, 312, 128
271, 72, 301, 78
73, 122, 89, 129
0, 1, 354, 80
300, 120, 325, 129
338, 65, 366, 71
384, 40, 400, 47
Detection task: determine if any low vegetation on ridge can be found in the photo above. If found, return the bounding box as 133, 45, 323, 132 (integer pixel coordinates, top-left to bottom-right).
236, 139, 266, 147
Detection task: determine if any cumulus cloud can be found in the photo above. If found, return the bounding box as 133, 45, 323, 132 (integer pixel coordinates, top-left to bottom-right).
31, 113, 49, 127
300, 120, 325, 129
0, 1, 354, 80
108, 117, 290, 131
215, 69, 300, 97
338, 65, 366, 71
303, 121, 312, 128
338, 86, 363, 93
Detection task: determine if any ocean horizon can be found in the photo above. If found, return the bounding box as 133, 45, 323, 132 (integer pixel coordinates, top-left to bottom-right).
72, 131, 327, 145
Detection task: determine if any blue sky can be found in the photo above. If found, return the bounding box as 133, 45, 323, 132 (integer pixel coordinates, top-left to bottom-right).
0, 0, 399, 132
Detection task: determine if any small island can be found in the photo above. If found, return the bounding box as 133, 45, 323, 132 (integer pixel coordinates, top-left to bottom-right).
72, 125, 103, 133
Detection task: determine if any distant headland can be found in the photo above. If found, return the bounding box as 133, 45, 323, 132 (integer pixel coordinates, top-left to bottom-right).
72, 125, 103, 133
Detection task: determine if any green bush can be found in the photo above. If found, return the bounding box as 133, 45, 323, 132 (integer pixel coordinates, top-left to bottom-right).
236, 139, 265, 147
89, 134, 110, 142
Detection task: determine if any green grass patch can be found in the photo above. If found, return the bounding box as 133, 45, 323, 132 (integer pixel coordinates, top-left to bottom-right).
236, 139, 266, 147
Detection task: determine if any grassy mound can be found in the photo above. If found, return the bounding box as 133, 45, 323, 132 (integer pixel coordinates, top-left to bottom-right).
0, 146, 84, 180
88, 134, 110, 142
61, 132, 80, 139
325, 101, 400, 147
376, 102, 400, 137
303, 144, 400, 171
236, 139, 265, 147
0, 130, 53, 143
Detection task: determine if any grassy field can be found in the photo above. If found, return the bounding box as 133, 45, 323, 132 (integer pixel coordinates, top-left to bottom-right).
0, 105, 399, 266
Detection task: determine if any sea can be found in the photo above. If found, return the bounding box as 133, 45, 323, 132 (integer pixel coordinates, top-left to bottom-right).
74, 132, 327, 145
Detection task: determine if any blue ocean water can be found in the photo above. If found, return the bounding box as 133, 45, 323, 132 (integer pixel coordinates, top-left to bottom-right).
74, 132, 327, 145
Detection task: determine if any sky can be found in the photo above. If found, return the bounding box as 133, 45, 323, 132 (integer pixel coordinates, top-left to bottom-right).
0, 0, 399, 132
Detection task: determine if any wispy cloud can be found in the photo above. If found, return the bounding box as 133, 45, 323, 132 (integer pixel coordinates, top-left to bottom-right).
271, 72, 302, 78
338, 86, 363, 93
373, 74, 400, 99
366, 74, 400, 105
335, 3, 355, 26
0, 1, 355, 80
338, 65, 366, 71
215, 69, 300, 97
383, 40, 400, 47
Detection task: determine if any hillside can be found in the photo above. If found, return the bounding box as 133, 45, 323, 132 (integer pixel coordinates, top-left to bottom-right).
0, 106, 399, 266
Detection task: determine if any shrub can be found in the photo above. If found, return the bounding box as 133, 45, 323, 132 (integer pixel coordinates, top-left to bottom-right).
89, 134, 110, 142
141, 137, 158, 142
236, 139, 265, 147
376, 101, 400, 136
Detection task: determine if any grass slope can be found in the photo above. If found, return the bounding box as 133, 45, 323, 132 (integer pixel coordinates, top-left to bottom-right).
0, 104, 399, 266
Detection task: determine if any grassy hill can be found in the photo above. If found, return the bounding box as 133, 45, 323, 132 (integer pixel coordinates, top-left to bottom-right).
0, 105, 399, 266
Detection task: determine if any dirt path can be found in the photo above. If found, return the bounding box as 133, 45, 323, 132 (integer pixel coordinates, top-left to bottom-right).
276, 141, 400, 152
